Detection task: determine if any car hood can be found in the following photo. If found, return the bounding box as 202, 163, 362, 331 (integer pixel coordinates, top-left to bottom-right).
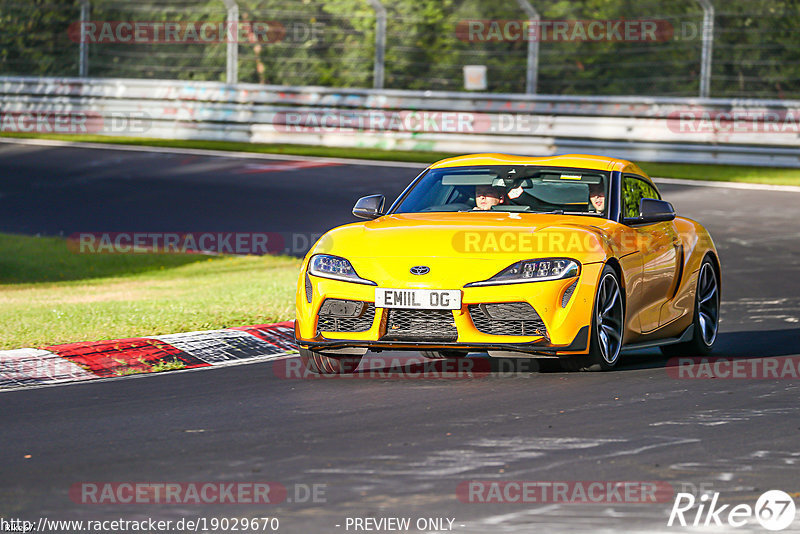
309, 212, 615, 287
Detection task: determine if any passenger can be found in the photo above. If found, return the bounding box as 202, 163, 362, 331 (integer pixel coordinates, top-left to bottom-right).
589, 183, 606, 213
474, 185, 505, 210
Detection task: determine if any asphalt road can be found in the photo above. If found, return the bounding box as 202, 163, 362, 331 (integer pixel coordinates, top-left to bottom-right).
2, 142, 800, 533
0, 141, 421, 236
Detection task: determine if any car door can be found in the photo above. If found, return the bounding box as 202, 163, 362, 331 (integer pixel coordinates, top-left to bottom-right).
623, 175, 680, 333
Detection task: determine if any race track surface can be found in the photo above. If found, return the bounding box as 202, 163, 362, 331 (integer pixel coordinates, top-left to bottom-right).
1, 143, 799, 533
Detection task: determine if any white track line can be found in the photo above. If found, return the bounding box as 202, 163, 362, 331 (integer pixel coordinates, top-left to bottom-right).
653, 176, 800, 193
3, 137, 800, 192
0, 137, 426, 169
2, 137, 799, 190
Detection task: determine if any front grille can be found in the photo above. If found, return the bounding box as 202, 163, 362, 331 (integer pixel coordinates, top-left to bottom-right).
468, 302, 547, 337
317, 300, 375, 333
381, 309, 458, 341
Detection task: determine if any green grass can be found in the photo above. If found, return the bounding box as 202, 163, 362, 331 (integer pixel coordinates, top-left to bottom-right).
149, 358, 187, 373
0, 233, 208, 284
3, 131, 799, 185
640, 162, 800, 186
113, 358, 186, 376
0, 233, 300, 350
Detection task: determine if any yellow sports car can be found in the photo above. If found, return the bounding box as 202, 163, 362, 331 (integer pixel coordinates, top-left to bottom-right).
295, 153, 720, 372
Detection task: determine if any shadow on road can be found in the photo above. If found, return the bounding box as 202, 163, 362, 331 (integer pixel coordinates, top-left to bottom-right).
280, 328, 800, 378
712, 328, 800, 358
619, 327, 800, 371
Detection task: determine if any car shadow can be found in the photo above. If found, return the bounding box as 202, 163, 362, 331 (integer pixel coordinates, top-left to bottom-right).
346, 328, 800, 377
618, 327, 800, 371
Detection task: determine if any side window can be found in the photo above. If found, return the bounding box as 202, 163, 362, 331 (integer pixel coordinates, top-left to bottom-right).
623, 176, 660, 218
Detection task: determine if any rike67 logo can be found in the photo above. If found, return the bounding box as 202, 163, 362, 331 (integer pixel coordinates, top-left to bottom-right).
668, 490, 796, 531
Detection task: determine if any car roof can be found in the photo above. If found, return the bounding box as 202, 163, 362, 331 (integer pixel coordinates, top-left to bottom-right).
428, 153, 650, 179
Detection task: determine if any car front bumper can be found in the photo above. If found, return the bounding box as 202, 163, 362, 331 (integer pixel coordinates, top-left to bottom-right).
295, 262, 603, 357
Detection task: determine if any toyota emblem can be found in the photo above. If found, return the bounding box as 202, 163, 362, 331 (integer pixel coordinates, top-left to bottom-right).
410, 265, 430, 275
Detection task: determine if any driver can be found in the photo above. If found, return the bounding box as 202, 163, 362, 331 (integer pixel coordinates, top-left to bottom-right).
589, 183, 606, 213
474, 185, 505, 210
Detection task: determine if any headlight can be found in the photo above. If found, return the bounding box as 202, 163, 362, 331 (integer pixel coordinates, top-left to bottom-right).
465, 258, 580, 287
308, 254, 376, 286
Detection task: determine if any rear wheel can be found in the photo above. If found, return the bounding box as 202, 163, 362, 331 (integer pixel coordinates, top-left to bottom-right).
660, 257, 719, 357
588, 265, 625, 371
299, 347, 362, 375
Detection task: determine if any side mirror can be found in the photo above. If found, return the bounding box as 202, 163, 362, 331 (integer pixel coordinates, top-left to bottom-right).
625, 198, 676, 225
353, 194, 385, 220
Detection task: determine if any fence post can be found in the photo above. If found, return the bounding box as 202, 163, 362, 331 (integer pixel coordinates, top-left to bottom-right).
515, 0, 540, 95
368, 0, 386, 89
222, 0, 239, 84
696, 0, 714, 98
79, 0, 90, 77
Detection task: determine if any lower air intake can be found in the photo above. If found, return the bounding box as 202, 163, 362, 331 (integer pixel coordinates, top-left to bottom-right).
468, 302, 547, 337
317, 300, 375, 333
382, 309, 458, 341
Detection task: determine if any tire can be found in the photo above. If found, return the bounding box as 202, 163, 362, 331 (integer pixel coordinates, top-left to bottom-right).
588, 265, 625, 371
299, 347, 362, 375
421, 350, 468, 359
660, 257, 720, 357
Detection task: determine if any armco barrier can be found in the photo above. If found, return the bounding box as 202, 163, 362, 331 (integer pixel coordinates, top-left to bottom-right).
1, 76, 799, 167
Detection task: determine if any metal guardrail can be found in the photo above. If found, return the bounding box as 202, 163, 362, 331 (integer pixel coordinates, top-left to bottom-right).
1, 76, 799, 167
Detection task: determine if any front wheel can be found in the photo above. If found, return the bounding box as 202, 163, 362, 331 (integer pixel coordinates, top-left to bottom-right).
299, 347, 362, 375
588, 265, 625, 371
661, 257, 719, 357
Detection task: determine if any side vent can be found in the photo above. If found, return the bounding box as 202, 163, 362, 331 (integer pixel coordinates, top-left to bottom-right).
305, 273, 313, 303
561, 279, 578, 308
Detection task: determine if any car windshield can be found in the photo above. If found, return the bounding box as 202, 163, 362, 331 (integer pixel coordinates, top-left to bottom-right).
392, 165, 610, 216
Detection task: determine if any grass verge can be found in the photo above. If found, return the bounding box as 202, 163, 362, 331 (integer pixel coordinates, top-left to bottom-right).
640, 162, 800, 186
114, 358, 186, 376
0, 233, 300, 350
2, 132, 799, 185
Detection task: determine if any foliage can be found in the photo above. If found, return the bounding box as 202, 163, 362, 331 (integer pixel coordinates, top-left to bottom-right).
622, 176, 659, 218
0, 0, 81, 76
0, 0, 797, 97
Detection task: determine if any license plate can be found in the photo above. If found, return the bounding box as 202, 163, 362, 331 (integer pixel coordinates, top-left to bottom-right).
375, 288, 461, 310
